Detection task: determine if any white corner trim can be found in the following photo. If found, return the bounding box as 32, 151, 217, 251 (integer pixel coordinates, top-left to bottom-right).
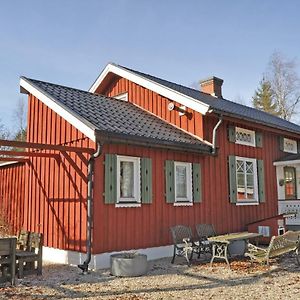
20, 78, 96, 142
89, 64, 210, 115
43, 244, 173, 270
273, 160, 300, 166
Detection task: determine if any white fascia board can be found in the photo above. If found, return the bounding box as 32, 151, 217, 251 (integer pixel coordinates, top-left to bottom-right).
273, 160, 300, 166
89, 64, 210, 115
0, 161, 22, 167
20, 78, 96, 142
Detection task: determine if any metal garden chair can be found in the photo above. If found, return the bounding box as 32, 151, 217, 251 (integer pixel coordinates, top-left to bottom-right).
170, 225, 200, 266
195, 224, 216, 257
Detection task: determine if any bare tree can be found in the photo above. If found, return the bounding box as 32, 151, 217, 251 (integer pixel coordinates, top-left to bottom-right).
266, 52, 300, 121
12, 98, 27, 142
0, 119, 11, 152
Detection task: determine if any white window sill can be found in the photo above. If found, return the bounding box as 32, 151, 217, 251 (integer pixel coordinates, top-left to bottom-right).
115, 203, 141, 208
236, 202, 259, 206
236, 141, 256, 147
283, 150, 297, 154
174, 202, 193, 207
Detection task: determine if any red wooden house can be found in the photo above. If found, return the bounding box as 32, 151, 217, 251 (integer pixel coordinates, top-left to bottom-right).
1, 63, 300, 269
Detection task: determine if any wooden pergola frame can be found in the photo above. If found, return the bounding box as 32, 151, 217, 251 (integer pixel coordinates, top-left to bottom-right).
0, 139, 95, 163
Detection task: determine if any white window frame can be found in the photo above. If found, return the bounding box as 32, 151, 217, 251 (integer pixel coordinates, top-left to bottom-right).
114, 92, 128, 102
235, 127, 256, 147
116, 155, 140, 204
235, 156, 259, 205
283, 138, 297, 154
174, 162, 192, 203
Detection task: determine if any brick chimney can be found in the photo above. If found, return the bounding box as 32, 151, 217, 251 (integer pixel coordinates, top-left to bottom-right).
200, 76, 223, 98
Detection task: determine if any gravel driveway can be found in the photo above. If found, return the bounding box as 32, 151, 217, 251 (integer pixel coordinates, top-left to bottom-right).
0, 255, 300, 300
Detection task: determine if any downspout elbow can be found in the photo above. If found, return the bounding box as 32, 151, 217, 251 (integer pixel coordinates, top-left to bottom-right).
212, 115, 223, 155
78, 141, 102, 273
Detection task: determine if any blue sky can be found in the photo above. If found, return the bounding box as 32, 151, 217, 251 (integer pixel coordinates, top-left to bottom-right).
1, 0, 300, 131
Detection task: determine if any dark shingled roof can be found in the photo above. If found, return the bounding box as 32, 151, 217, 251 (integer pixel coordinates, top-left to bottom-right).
21, 77, 212, 153
117, 64, 300, 134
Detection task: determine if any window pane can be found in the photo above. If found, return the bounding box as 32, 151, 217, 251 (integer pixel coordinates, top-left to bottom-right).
176, 165, 187, 198
120, 161, 134, 198
236, 160, 245, 200
236, 158, 257, 201
284, 167, 296, 199
237, 173, 246, 200
246, 161, 253, 174
246, 173, 254, 197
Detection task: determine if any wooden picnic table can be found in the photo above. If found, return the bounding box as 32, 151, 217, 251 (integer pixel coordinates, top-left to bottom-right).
208, 232, 262, 267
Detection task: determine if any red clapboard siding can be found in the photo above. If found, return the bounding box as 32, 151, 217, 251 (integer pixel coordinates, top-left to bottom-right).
0, 162, 26, 234
23, 94, 95, 252
92, 120, 281, 253
88, 74, 291, 254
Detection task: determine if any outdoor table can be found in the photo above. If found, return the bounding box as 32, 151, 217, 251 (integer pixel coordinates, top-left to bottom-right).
208, 232, 262, 267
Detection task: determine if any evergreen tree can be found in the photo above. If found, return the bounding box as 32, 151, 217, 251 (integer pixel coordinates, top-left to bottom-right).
252, 78, 279, 115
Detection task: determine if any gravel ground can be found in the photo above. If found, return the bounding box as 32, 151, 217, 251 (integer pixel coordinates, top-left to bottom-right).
1, 254, 300, 300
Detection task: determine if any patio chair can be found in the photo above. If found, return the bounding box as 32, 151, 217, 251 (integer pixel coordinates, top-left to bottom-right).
16, 232, 43, 278
170, 225, 199, 266
195, 224, 216, 256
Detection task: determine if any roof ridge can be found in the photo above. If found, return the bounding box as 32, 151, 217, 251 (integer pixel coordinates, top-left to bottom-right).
117, 65, 276, 116
21, 76, 99, 96
117, 64, 214, 97
115, 64, 300, 133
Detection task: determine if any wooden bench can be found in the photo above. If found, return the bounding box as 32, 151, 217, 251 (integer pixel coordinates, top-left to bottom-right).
0, 237, 16, 285
16, 232, 43, 278
245, 231, 300, 265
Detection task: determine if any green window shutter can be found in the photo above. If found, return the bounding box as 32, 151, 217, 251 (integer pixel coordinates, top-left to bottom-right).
257, 159, 265, 203
141, 158, 152, 204
192, 163, 202, 203
279, 136, 284, 151
297, 141, 300, 154
228, 126, 236, 143
228, 155, 237, 203
255, 132, 263, 148
165, 160, 175, 203
104, 154, 117, 204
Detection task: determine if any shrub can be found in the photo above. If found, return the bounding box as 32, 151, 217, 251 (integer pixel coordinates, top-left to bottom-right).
0, 206, 13, 237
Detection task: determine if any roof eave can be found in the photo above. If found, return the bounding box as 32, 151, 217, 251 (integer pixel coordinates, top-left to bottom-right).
95, 130, 212, 155
211, 108, 300, 136
20, 77, 97, 142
